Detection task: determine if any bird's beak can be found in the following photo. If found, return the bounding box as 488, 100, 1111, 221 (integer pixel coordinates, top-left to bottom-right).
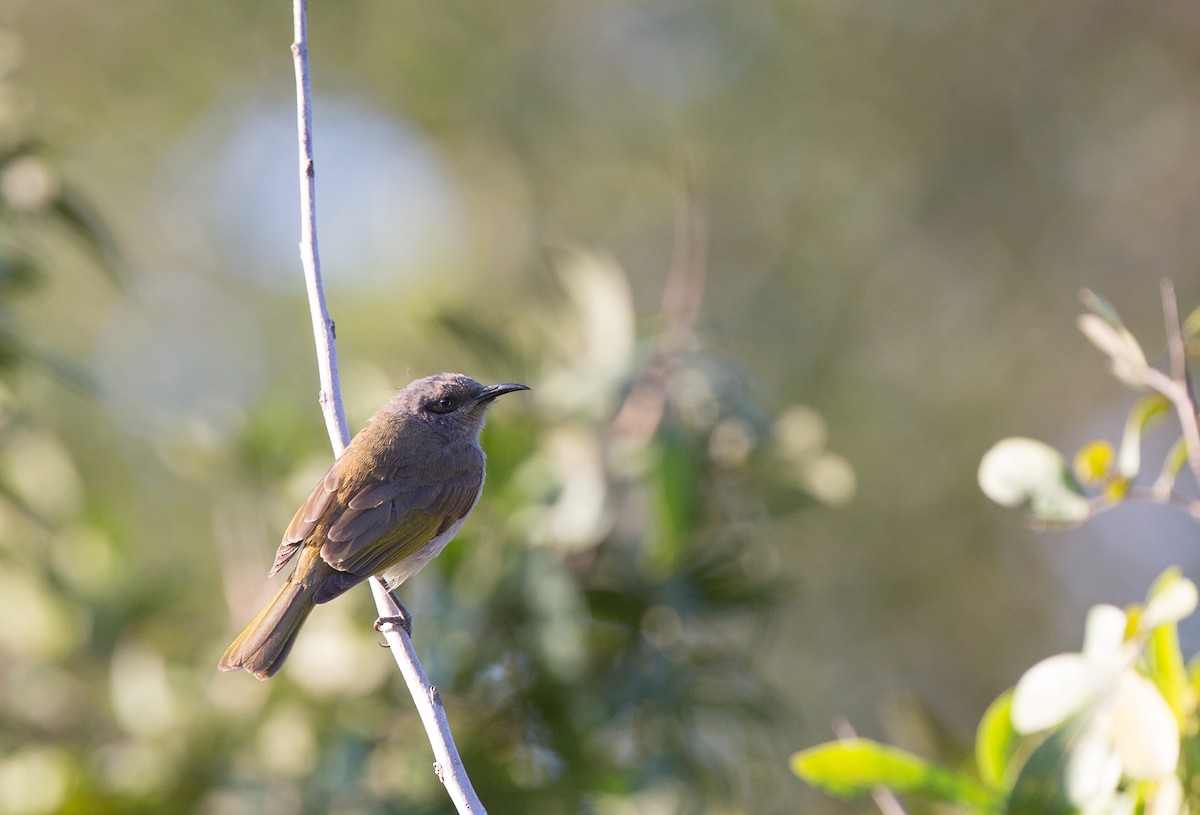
477, 382, 531, 402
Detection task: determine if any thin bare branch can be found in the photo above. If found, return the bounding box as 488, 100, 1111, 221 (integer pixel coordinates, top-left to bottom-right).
290, 2, 485, 811
1149, 279, 1200, 489
610, 175, 709, 448
371, 582, 487, 814
292, 0, 350, 453
1085, 488, 1200, 523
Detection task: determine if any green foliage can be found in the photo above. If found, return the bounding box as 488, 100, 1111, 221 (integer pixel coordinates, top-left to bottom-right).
1, 15, 860, 808
0, 205, 853, 811
15, 1, 1199, 811
977, 437, 1090, 525
794, 569, 1197, 815
0, 138, 122, 390
801, 288, 1200, 814
405, 252, 843, 811
792, 739, 994, 809
978, 288, 1200, 526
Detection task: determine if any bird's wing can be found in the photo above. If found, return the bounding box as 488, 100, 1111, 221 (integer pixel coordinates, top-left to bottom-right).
268, 467, 342, 576
319, 466, 483, 579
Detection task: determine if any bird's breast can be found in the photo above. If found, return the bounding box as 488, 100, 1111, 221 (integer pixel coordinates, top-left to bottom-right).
377, 511, 474, 590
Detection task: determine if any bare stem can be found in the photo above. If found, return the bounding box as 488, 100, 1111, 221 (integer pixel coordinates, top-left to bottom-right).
1149, 279, 1200, 490
371, 582, 487, 814
1086, 488, 1200, 523
290, 2, 485, 811
292, 0, 349, 453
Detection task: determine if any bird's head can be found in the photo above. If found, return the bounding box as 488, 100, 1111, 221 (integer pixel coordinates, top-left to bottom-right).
400, 372, 529, 439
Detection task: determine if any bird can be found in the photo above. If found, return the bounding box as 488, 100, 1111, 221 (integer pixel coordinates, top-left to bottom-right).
219, 372, 529, 679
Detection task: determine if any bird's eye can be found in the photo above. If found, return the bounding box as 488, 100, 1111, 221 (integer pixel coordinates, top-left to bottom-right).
428, 396, 457, 414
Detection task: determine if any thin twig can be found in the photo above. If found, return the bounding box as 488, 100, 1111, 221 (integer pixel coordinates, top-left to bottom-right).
831, 719, 909, 815
291, 0, 350, 452
1085, 488, 1200, 523
371, 582, 486, 814
609, 175, 710, 448
290, 2, 485, 811
1144, 279, 1200, 490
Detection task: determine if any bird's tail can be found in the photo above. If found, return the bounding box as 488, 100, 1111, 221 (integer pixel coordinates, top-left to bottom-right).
219, 577, 318, 680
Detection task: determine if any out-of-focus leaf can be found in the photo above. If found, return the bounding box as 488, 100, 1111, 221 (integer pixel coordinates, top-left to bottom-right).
1011, 653, 1096, 735
1143, 569, 1198, 631
1005, 722, 1118, 815
1110, 671, 1179, 780
1182, 304, 1200, 341
978, 438, 1090, 524
1141, 571, 1195, 723
50, 183, 126, 286
1073, 440, 1114, 484
0, 324, 100, 392
1118, 394, 1169, 478
1181, 716, 1200, 814
1076, 313, 1148, 388
433, 309, 517, 369
0, 473, 54, 528
1080, 604, 1128, 661
648, 428, 703, 574
554, 249, 636, 380
791, 738, 995, 809
976, 689, 1019, 791
1153, 437, 1189, 500
1147, 622, 1188, 722
0, 244, 41, 293
1149, 777, 1185, 815
1080, 289, 1125, 328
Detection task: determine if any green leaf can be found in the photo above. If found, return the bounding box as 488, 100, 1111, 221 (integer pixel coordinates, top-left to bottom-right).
1143, 568, 1198, 631
1182, 304, 1200, 341
1143, 572, 1193, 721
0, 244, 42, 294
791, 738, 995, 809
49, 183, 127, 286
976, 690, 1020, 791
978, 438, 1090, 525
1118, 394, 1169, 478
648, 428, 704, 574
1152, 437, 1189, 499
1005, 723, 1111, 815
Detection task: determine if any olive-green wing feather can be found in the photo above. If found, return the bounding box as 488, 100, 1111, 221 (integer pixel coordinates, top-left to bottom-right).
268, 468, 342, 576
320, 467, 483, 577
266, 435, 485, 603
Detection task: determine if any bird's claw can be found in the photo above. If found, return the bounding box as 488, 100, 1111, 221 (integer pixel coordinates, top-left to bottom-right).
374, 614, 412, 637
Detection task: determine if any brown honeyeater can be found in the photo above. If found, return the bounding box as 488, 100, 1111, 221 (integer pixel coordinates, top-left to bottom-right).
219, 372, 528, 679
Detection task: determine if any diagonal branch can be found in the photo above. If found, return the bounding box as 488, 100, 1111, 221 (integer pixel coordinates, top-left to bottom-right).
1143, 279, 1200, 491
289, 2, 485, 811
371, 582, 485, 813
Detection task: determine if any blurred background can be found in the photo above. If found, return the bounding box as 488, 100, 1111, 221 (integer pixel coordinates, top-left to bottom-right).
3, 0, 1200, 813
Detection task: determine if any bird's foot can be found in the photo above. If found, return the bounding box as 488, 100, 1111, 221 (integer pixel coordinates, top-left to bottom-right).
374, 589, 414, 637
374, 614, 412, 637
